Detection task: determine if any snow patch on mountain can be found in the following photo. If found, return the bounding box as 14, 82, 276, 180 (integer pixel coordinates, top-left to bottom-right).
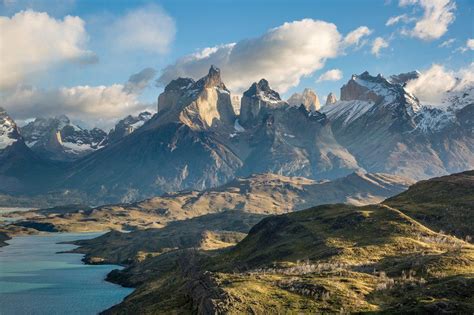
0, 108, 20, 150
321, 100, 375, 126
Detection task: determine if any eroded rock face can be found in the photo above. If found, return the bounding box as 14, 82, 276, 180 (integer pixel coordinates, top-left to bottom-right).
157, 66, 235, 130
107, 111, 153, 144
287, 88, 321, 112
340, 72, 384, 103
325, 93, 337, 106
239, 79, 286, 127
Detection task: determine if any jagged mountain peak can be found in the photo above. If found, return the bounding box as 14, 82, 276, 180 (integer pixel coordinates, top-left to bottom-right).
325, 92, 337, 105
287, 88, 321, 112
108, 111, 154, 143
339, 70, 421, 115
243, 79, 281, 101
194, 65, 228, 91
156, 65, 235, 129
0, 108, 21, 150
20, 115, 107, 161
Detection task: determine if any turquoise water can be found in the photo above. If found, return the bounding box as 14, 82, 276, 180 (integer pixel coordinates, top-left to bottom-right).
0, 233, 133, 315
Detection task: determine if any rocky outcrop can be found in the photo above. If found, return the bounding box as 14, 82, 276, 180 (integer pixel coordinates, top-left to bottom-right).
107, 111, 153, 144
325, 93, 337, 106
20, 115, 107, 161
324, 71, 474, 179
239, 79, 286, 127
156, 65, 235, 130
287, 88, 321, 112
0, 107, 21, 150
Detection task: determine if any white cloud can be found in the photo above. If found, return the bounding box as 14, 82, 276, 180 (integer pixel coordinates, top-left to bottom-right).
454, 38, 474, 53
111, 4, 176, 54
438, 38, 455, 47
467, 39, 474, 50
317, 69, 343, 82
0, 10, 95, 90
158, 19, 369, 93
396, 0, 456, 41
405, 63, 474, 105
385, 14, 413, 26
3, 84, 148, 129
371, 37, 389, 57
343, 26, 373, 47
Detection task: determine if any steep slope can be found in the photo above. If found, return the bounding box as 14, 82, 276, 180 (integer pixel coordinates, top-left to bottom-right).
322, 71, 474, 179
106, 111, 153, 144
0, 108, 63, 194
236, 79, 362, 179
20, 115, 107, 161
385, 169, 474, 240
57, 67, 241, 203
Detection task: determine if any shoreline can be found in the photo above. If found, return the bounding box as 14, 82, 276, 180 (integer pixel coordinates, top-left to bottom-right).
0, 231, 136, 314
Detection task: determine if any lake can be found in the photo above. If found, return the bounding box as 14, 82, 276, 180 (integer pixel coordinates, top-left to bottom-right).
0, 233, 133, 315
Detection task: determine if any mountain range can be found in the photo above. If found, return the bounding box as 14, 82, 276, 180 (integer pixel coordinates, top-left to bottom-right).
0, 66, 472, 203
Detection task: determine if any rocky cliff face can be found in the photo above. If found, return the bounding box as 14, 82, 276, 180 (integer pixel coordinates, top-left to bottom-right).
239, 79, 286, 127
1, 67, 473, 202
287, 88, 321, 112
20, 116, 107, 161
0, 107, 21, 150
325, 92, 337, 106
107, 111, 153, 144
236, 80, 361, 180
0, 108, 61, 194
323, 71, 474, 179
156, 65, 235, 130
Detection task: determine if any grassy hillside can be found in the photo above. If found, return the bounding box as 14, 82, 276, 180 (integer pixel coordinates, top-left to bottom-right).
67, 170, 474, 313
385, 170, 474, 239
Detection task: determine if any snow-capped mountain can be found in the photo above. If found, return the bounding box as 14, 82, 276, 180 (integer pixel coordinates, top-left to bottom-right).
20, 116, 107, 161
0, 107, 21, 150
107, 111, 154, 144
0, 108, 61, 194
322, 71, 474, 179
60, 66, 241, 202
236, 79, 361, 179
0, 67, 472, 203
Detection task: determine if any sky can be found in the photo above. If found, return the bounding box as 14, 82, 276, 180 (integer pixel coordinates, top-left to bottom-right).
0, 0, 473, 129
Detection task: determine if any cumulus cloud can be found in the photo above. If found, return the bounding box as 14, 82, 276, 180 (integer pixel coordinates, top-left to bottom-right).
394, 0, 456, 41
405, 63, 474, 105
3, 84, 148, 129
123, 67, 157, 94
0, 10, 95, 90
157, 19, 369, 93
343, 26, 373, 47
110, 4, 176, 54
371, 37, 389, 57
317, 69, 343, 82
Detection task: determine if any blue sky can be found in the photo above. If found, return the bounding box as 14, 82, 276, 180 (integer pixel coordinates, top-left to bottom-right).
0, 0, 473, 128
